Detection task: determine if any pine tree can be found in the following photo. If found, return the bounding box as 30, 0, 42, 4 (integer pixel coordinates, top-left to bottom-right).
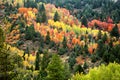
35, 52, 40, 70
38, 3, 45, 12
46, 54, 65, 80
98, 30, 102, 39
102, 33, 107, 43
41, 12, 47, 23
45, 31, 50, 44
62, 36, 67, 48
0, 28, 5, 48
38, 47, 43, 54
25, 47, 29, 57
37, 53, 51, 80
63, 63, 71, 80
74, 64, 85, 73
68, 52, 76, 69
96, 40, 105, 57
54, 11, 60, 22
0, 28, 14, 80
37, 4, 47, 23
81, 16, 88, 27
25, 25, 35, 40
83, 61, 88, 69
110, 24, 119, 38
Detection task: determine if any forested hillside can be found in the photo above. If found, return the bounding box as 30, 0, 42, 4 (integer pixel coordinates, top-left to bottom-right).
0, 0, 120, 80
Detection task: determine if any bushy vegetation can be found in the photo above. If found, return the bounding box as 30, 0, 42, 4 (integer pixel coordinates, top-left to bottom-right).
71, 63, 120, 80
0, 0, 120, 80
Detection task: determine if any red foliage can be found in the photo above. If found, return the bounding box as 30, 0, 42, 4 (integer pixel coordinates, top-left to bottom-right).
88, 18, 114, 31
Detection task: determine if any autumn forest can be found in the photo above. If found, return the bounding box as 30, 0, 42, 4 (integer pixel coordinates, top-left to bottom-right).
0, 0, 120, 80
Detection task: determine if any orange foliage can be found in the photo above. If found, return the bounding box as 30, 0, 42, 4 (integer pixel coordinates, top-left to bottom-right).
88, 47, 93, 54
18, 7, 27, 14
107, 16, 113, 23
76, 56, 85, 65
88, 18, 114, 31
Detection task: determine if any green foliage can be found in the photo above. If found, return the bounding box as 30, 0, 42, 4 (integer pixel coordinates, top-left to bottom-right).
37, 4, 47, 23
24, 0, 37, 8
71, 63, 120, 80
74, 65, 85, 74
96, 39, 105, 57
91, 54, 98, 63
83, 62, 88, 69
16, 40, 24, 47
25, 47, 30, 57
54, 11, 60, 22
12, 69, 38, 80
73, 44, 82, 56
58, 47, 67, 55
41, 12, 47, 23
62, 36, 67, 48
38, 47, 43, 54
25, 25, 36, 41
110, 24, 120, 38
0, 28, 11, 79
37, 53, 51, 80
46, 54, 65, 80
63, 63, 71, 80
38, 3, 45, 12
98, 30, 102, 39
81, 16, 88, 27
35, 52, 40, 70
0, 27, 5, 47
45, 31, 51, 44
102, 33, 107, 43
68, 52, 76, 69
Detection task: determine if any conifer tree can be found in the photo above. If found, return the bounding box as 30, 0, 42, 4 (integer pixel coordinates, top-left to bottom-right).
98, 30, 102, 39
0, 28, 14, 80
81, 16, 88, 27
62, 36, 67, 48
37, 53, 51, 80
39, 3, 45, 12
54, 11, 60, 22
35, 52, 40, 70
110, 24, 119, 38
102, 33, 107, 43
45, 31, 50, 44
46, 54, 65, 80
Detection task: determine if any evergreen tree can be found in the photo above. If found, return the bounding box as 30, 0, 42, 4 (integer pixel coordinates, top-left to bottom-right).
25, 25, 36, 40
25, 47, 29, 57
74, 64, 85, 74
46, 54, 65, 80
41, 12, 47, 23
38, 47, 43, 54
35, 52, 40, 70
73, 44, 81, 55
102, 33, 107, 43
45, 31, 51, 44
63, 63, 71, 80
96, 39, 105, 57
68, 52, 76, 69
98, 30, 102, 39
83, 61, 88, 69
81, 16, 88, 27
54, 11, 60, 22
0, 28, 5, 48
37, 53, 51, 80
110, 24, 119, 38
0, 28, 14, 80
62, 36, 67, 48
39, 3, 45, 12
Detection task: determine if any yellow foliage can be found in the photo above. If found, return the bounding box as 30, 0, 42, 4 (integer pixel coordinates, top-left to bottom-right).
23, 61, 30, 67
28, 55, 36, 63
